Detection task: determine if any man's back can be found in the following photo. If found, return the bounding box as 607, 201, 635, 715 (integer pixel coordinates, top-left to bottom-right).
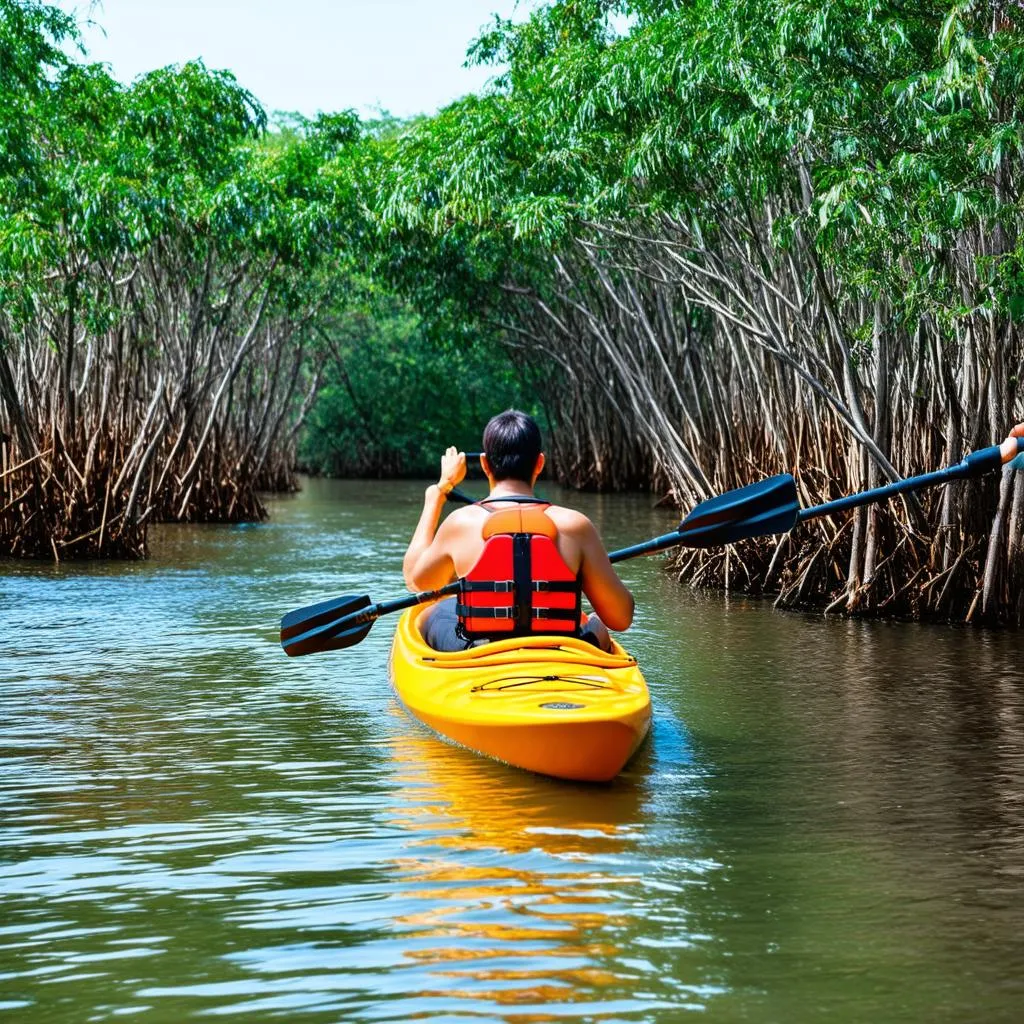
436, 502, 583, 573
402, 412, 634, 648
410, 498, 633, 632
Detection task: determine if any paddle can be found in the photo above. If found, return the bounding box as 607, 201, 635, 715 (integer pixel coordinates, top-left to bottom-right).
609, 472, 802, 561
281, 438, 1023, 656
280, 475, 804, 655
281, 582, 461, 657
796, 439, 1022, 524
279, 595, 375, 651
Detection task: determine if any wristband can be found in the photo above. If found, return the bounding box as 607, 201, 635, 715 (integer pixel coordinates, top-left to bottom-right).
437, 480, 454, 496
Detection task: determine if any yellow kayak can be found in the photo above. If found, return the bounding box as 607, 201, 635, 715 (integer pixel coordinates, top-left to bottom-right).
389, 605, 651, 782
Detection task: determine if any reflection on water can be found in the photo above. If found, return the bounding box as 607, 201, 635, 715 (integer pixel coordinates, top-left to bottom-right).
1, 477, 1024, 1022
383, 731, 649, 1016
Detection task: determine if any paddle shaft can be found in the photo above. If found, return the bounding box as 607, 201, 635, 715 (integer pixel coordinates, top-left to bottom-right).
456, 442, 1021, 560
628, 442, 1021, 551
344, 579, 460, 628
610, 533, 691, 562
288, 438, 1022, 653
797, 441, 1019, 524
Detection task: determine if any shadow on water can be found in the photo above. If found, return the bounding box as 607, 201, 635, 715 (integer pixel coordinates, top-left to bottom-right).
1, 477, 1022, 1021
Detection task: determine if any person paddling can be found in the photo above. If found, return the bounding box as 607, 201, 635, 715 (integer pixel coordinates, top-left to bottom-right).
403, 410, 634, 652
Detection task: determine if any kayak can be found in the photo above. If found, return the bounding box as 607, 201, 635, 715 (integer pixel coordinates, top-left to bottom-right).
389, 605, 651, 782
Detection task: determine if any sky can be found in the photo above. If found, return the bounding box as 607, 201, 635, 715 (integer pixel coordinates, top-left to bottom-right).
58, 0, 526, 119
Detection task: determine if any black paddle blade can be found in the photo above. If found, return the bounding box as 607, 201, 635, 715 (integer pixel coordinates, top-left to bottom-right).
281, 594, 375, 657
283, 615, 374, 657
281, 594, 371, 643
678, 473, 800, 547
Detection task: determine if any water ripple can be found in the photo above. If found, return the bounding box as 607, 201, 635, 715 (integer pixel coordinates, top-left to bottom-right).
2, 480, 1024, 1021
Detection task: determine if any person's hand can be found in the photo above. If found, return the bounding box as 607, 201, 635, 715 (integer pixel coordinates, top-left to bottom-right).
1000, 422, 1024, 463
437, 446, 467, 494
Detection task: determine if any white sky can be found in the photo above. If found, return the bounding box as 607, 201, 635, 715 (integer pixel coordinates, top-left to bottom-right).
58, 1, 528, 119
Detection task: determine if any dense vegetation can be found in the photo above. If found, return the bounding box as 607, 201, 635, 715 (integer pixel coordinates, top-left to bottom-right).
0, 2, 536, 554
4, 0, 1024, 623
366, 0, 1024, 623
0, 1, 365, 556
296, 287, 540, 478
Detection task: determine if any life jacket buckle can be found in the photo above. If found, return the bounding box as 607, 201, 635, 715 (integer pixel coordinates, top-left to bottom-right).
460, 580, 515, 592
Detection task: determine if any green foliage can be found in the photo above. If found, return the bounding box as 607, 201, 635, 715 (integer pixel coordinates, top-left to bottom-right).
11, 0, 1024, 493
0, 0, 76, 178
0, 0, 373, 370
299, 288, 542, 477
350, 0, 1024, 348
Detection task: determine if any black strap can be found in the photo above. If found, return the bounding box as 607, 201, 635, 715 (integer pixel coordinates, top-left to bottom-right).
456, 606, 578, 623
512, 534, 531, 632
477, 495, 550, 505
461, 580, 515, 593
529, 608, 581, 622
461, 578, 577, 597
457, 604, 580, 622
456, 604, 515, 619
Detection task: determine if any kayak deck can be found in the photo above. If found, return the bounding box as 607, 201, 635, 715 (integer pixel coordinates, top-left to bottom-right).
389, 606, 651, 782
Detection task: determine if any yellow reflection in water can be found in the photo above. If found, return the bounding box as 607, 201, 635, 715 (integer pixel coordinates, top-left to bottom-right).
384, 726, 649, 1019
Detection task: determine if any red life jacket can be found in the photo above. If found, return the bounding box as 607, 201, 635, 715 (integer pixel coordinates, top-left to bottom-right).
457, 498, 584, 640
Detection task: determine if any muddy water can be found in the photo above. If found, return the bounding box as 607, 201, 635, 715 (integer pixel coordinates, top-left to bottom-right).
2, 477, 1023, 1022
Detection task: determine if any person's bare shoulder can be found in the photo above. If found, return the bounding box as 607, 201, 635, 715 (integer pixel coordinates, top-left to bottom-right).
545, 505, 597, 539
436, 503, 487, 536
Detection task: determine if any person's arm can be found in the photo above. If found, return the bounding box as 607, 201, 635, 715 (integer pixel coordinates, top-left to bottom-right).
576, 519, 635, 632
999, 422, 1024, 462
402, 447, 466, 592
402, 485, 452, 591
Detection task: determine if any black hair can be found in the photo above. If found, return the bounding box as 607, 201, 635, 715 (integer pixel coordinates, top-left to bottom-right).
482, 409, 542, 483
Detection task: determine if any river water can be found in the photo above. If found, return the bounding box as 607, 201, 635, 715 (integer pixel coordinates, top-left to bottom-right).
2, 477, 1023, 1023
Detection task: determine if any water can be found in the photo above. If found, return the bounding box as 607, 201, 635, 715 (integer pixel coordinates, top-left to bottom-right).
2, 478, 1023, 1022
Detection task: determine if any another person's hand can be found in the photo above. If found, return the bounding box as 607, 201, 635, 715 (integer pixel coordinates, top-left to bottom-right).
437, 446, 467, 495
1000, 422, 1024, 463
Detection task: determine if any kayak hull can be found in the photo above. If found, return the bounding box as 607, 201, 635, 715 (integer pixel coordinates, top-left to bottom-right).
389, 605, 651, 782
